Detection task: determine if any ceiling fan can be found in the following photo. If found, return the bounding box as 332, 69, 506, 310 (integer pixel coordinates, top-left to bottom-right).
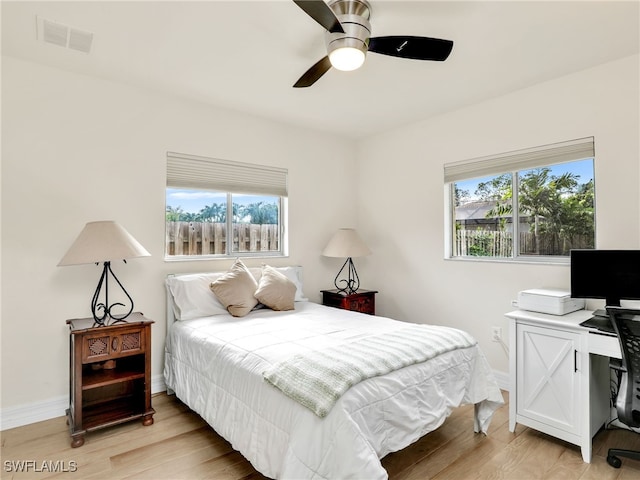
292, 0, 454, 88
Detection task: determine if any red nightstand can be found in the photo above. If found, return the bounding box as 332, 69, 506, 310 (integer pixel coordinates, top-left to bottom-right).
321, 289, 377, 315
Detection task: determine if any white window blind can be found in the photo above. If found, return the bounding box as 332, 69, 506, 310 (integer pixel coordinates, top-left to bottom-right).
443, 137, 594, 183
167, 152, 288, 197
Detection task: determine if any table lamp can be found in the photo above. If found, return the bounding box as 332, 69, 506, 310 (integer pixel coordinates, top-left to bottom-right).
322, 228, 371, 295
58, 221, 151, 325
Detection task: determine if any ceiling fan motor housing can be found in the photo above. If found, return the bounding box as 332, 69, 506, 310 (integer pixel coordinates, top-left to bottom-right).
292, 0, 454, 87
325, 0, 372, 63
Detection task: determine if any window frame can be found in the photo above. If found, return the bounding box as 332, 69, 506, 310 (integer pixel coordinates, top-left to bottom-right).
165, 153, 288, 261
444, 138, 595, 264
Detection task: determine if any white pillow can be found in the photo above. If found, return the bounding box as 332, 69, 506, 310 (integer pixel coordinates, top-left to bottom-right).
277, 266, 308, 302
166, 273, 228, 320
167, 265, 308, 320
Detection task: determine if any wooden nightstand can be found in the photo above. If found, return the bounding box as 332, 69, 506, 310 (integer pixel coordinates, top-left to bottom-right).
66, 312, 155, 447
321, 289, 377, 315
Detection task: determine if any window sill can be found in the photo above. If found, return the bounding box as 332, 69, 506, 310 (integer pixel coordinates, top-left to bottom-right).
164, 253, 288, 263
444, 256, 569, 266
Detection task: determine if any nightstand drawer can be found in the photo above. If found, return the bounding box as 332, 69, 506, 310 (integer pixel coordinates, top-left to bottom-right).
348, 296, 374, 314
321, 289, 377, 315
81, 327, 145, 363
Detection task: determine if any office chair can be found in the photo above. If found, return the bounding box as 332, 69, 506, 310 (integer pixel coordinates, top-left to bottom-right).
606, 307, 640, 468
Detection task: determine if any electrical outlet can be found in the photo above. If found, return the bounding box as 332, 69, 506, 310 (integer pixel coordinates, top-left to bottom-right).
491, 326, 502, 342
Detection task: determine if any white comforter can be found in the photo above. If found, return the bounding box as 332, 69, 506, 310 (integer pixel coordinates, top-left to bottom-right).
164, 302, 503, 480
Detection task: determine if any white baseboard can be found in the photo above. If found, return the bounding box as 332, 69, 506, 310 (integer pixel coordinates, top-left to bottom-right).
0, 394, 68, 431
492, 369, 510, 391
0, 374, 166, 431
151, 374, 167, 396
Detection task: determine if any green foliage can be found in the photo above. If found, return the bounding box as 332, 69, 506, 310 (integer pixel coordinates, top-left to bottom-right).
475, 167, 594, 255
467, 231, 496, 256
454, 185, 470, 206
166, 201, 278, 224
165, 205, 184, 222
239, 202, 278, 224
198, 203, 226, 222
476, 174, 512, 201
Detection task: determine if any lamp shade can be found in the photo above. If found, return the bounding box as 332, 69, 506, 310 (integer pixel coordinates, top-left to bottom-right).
58, 221, 150, 266
322, 228, 371, 258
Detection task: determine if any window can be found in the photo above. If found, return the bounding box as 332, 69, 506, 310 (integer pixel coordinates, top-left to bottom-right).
166, 152, 287, 259
444, 138, 595, 262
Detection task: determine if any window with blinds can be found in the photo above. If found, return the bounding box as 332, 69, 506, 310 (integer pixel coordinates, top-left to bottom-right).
165, 152, 288, 259
444, 137, 595, 261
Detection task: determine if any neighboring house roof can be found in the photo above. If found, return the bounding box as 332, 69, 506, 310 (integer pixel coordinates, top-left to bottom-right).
455, 200, 500, 221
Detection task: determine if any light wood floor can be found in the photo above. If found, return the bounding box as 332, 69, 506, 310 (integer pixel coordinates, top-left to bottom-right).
2, 391, 639, 479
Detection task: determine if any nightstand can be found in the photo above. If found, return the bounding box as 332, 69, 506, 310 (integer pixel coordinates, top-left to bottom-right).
321, 289, 377, 315
66, 312, 155, 447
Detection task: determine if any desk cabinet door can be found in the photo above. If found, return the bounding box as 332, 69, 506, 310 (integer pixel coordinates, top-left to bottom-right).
516, 323, 581, 435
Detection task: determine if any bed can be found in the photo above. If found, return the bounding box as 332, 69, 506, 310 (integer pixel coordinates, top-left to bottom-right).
164, 263, 504, 479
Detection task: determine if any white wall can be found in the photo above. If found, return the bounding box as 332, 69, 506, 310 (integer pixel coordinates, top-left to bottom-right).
355, 55, 640, 374
0, 56, 357, 418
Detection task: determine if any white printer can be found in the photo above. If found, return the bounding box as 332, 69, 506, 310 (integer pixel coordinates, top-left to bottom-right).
517, 288, 585, 315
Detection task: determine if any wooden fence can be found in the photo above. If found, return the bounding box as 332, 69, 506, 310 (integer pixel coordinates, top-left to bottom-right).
519, 232, 592, 256
455, 230, 592, 257
456, 230, 512, 257
166, 221, 279, 256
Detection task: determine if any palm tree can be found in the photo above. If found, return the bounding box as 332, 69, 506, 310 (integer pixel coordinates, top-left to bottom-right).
243, 202, 278, 224
483, 168, 580, 254
519, 169, 578, 253
199, 203, 226, 222
540, 178, 594, 252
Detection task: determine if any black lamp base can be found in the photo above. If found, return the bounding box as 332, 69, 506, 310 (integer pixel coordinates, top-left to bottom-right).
333, 257, 361, 295
91, 261, 134, 326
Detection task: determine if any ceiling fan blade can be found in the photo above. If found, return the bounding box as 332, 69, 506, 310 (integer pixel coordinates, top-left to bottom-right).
368, 36, 453, 61
293, 0, 345, 33
293, 56, 332, 88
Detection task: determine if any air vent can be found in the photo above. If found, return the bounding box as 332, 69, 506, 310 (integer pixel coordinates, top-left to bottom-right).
36, 16, 93, 54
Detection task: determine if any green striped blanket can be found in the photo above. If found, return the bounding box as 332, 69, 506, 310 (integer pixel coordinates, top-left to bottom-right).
263, 324, 477, 418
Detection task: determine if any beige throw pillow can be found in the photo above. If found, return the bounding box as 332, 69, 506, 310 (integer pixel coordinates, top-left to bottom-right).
254, 265, 296, 311
209, 259, 259, 317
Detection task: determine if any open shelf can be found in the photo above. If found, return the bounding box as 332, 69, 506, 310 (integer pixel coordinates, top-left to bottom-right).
82, 355, 145, 390
82, 395, 145, 431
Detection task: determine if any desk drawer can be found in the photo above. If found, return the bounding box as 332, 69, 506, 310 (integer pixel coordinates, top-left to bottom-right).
588, 333, 621, 358
82, 327, 145, 363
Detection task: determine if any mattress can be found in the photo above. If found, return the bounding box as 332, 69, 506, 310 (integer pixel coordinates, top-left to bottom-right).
164, 301, 504, 479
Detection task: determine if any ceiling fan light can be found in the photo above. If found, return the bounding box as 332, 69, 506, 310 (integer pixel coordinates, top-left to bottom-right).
329, 47, 366, 71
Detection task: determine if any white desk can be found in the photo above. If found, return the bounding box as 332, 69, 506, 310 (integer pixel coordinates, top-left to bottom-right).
506, 309, 622, 463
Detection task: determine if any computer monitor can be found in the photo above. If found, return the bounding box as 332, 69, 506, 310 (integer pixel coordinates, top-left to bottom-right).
570, 249, 640, 307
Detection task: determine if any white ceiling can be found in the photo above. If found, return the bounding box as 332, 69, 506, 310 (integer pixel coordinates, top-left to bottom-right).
2, 1, 639, 139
